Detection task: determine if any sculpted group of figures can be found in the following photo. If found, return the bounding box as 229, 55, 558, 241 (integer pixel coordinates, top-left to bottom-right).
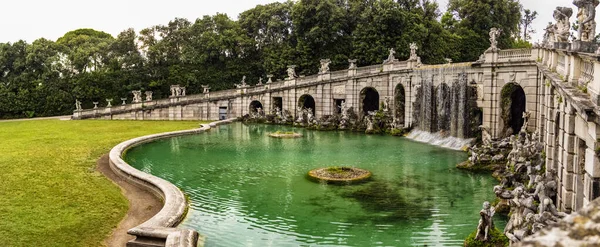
541, 0, 599, 49
468, 114, 567, 245
244, 98, 405, 135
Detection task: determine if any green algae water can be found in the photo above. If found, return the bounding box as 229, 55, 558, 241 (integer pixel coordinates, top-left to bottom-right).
125, 123, 502, 247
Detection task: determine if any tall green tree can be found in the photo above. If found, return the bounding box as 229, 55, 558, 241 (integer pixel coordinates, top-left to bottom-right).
292, 0, 350, 74
520, 9, 538, 41
446, 0, 522, 61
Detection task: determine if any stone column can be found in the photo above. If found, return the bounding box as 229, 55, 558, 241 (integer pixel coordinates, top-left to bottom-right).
583, 121, 600, 206
559, 104, 577, 212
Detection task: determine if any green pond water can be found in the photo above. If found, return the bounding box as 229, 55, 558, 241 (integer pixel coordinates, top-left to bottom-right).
125, 123, 503, 247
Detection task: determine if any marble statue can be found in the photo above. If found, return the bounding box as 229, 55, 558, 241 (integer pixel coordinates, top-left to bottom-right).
522, 111, 531, 131
144, 91, 153, 101
574, 0, 599, 41
287, 66, 297, 80
409, 43, 418, 61
106, 99, 112, 108
132, 90, 142, 103
75, 100, 82, 111
487, 28, 502, 52
475, 201, 496, 241
340, 100, 347, 117
553, 7, 573, 42
319, 59, 331, 74
543, 23, 557, 47
241, 76, 247, 87
348, 59, 357, 69
383, 48, 397, 64
383, 97, 390, 112
257, 77, 263, 86
365, 116, 374, 132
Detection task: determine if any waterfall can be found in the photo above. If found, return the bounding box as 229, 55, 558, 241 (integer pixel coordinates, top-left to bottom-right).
409, 66, 478, 150
406, 129, 474, 150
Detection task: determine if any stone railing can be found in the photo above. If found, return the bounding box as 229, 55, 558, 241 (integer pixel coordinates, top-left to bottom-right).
356, 64, 383, 75
497, 48, 535, 63
331, 70, 348, 79
557, 54, 566, 76
108, 118, 237, 247
579, 60, 594, 86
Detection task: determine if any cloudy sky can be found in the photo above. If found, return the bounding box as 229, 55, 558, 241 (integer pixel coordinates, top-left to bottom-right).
0, 0, 582, 43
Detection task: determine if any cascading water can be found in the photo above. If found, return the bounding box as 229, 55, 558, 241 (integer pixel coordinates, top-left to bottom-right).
408, 66, 479, 150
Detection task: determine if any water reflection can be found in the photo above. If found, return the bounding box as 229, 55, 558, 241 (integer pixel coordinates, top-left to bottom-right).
125, 123, 501, 247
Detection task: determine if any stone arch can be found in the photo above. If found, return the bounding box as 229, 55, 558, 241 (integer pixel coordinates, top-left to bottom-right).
298, 94, 316, 115
435, 83, 451, 132
394, 83, 406, 125
360, 87, 379, 115
500, 83, 526, 137
249, 100, 263, 113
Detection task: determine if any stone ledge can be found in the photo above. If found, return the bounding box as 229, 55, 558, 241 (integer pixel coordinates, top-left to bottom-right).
515, 197, 600, 247
108, 118, 237, 247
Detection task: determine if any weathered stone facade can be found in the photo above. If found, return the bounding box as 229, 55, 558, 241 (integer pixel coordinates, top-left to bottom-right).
75, 44, 600, 212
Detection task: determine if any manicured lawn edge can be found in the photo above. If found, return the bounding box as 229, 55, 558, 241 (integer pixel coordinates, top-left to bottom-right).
108, 118, 237, 247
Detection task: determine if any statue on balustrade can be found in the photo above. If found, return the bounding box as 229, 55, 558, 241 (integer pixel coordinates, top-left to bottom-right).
542, 23, 556, 47
145, 91, 153, 101
287, 66, 297, 80
486, 28, 502, 52
132, 90, 142, 103
553, 7, 573, 43
319, 59, 331, 74
75, 100, 82, 111
573, 0, 599, 42
409, 43, 418, 60
383, 48, 397, 64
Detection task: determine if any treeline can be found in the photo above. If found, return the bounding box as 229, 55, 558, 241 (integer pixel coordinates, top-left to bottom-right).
0, 0, 527, 119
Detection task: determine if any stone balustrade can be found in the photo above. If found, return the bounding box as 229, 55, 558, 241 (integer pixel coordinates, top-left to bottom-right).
497, 48, 535, 62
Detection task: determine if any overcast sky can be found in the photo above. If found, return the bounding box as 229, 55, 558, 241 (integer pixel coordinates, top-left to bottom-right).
0, 0, 584, 43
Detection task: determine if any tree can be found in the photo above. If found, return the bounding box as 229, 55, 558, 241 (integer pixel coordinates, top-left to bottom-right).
446, 0, 522, 61
521, 9, 538, 41
292, 0, 350, 74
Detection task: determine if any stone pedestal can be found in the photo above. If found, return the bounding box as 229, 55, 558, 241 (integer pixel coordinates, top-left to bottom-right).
571, 41, 598, 53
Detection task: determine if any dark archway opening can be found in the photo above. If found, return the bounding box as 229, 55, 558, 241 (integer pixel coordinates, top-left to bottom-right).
335, 99, 345, 114
249, 101, 263, 113
500, 83, 526, 137
272, 97, 283, 111
298, 94, 316, 115
394, 84, 405, 125
360, 87, 379, 115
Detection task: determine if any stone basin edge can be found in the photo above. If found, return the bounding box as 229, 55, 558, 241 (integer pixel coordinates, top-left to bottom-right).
108, 118, 238, 247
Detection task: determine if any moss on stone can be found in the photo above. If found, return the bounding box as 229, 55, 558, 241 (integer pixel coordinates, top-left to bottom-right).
464, 227, 509, 247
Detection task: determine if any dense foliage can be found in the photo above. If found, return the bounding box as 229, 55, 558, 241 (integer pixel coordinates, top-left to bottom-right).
0, 0, 528, 119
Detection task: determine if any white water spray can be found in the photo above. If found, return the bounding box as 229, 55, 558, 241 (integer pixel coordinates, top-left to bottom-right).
406, 129, 473, 151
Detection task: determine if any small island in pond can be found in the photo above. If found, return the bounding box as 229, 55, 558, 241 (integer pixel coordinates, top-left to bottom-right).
268, 131, 303, 138
308, 167, 371, 184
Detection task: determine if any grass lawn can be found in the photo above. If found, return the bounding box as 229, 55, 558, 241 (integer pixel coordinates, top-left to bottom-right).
0, 119, 202, 246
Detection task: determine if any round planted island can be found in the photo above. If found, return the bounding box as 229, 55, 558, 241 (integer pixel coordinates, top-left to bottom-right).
308, 167, 372, 184
268, 131, 303, 138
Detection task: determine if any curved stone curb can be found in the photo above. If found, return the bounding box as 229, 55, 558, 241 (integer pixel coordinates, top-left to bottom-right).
108, 118, 237, 247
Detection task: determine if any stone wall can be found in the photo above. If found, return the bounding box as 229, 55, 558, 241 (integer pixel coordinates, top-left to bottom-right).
77, 45, 600, 212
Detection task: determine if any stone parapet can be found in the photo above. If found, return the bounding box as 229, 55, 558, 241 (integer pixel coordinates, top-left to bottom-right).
108, 118, 237, 247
